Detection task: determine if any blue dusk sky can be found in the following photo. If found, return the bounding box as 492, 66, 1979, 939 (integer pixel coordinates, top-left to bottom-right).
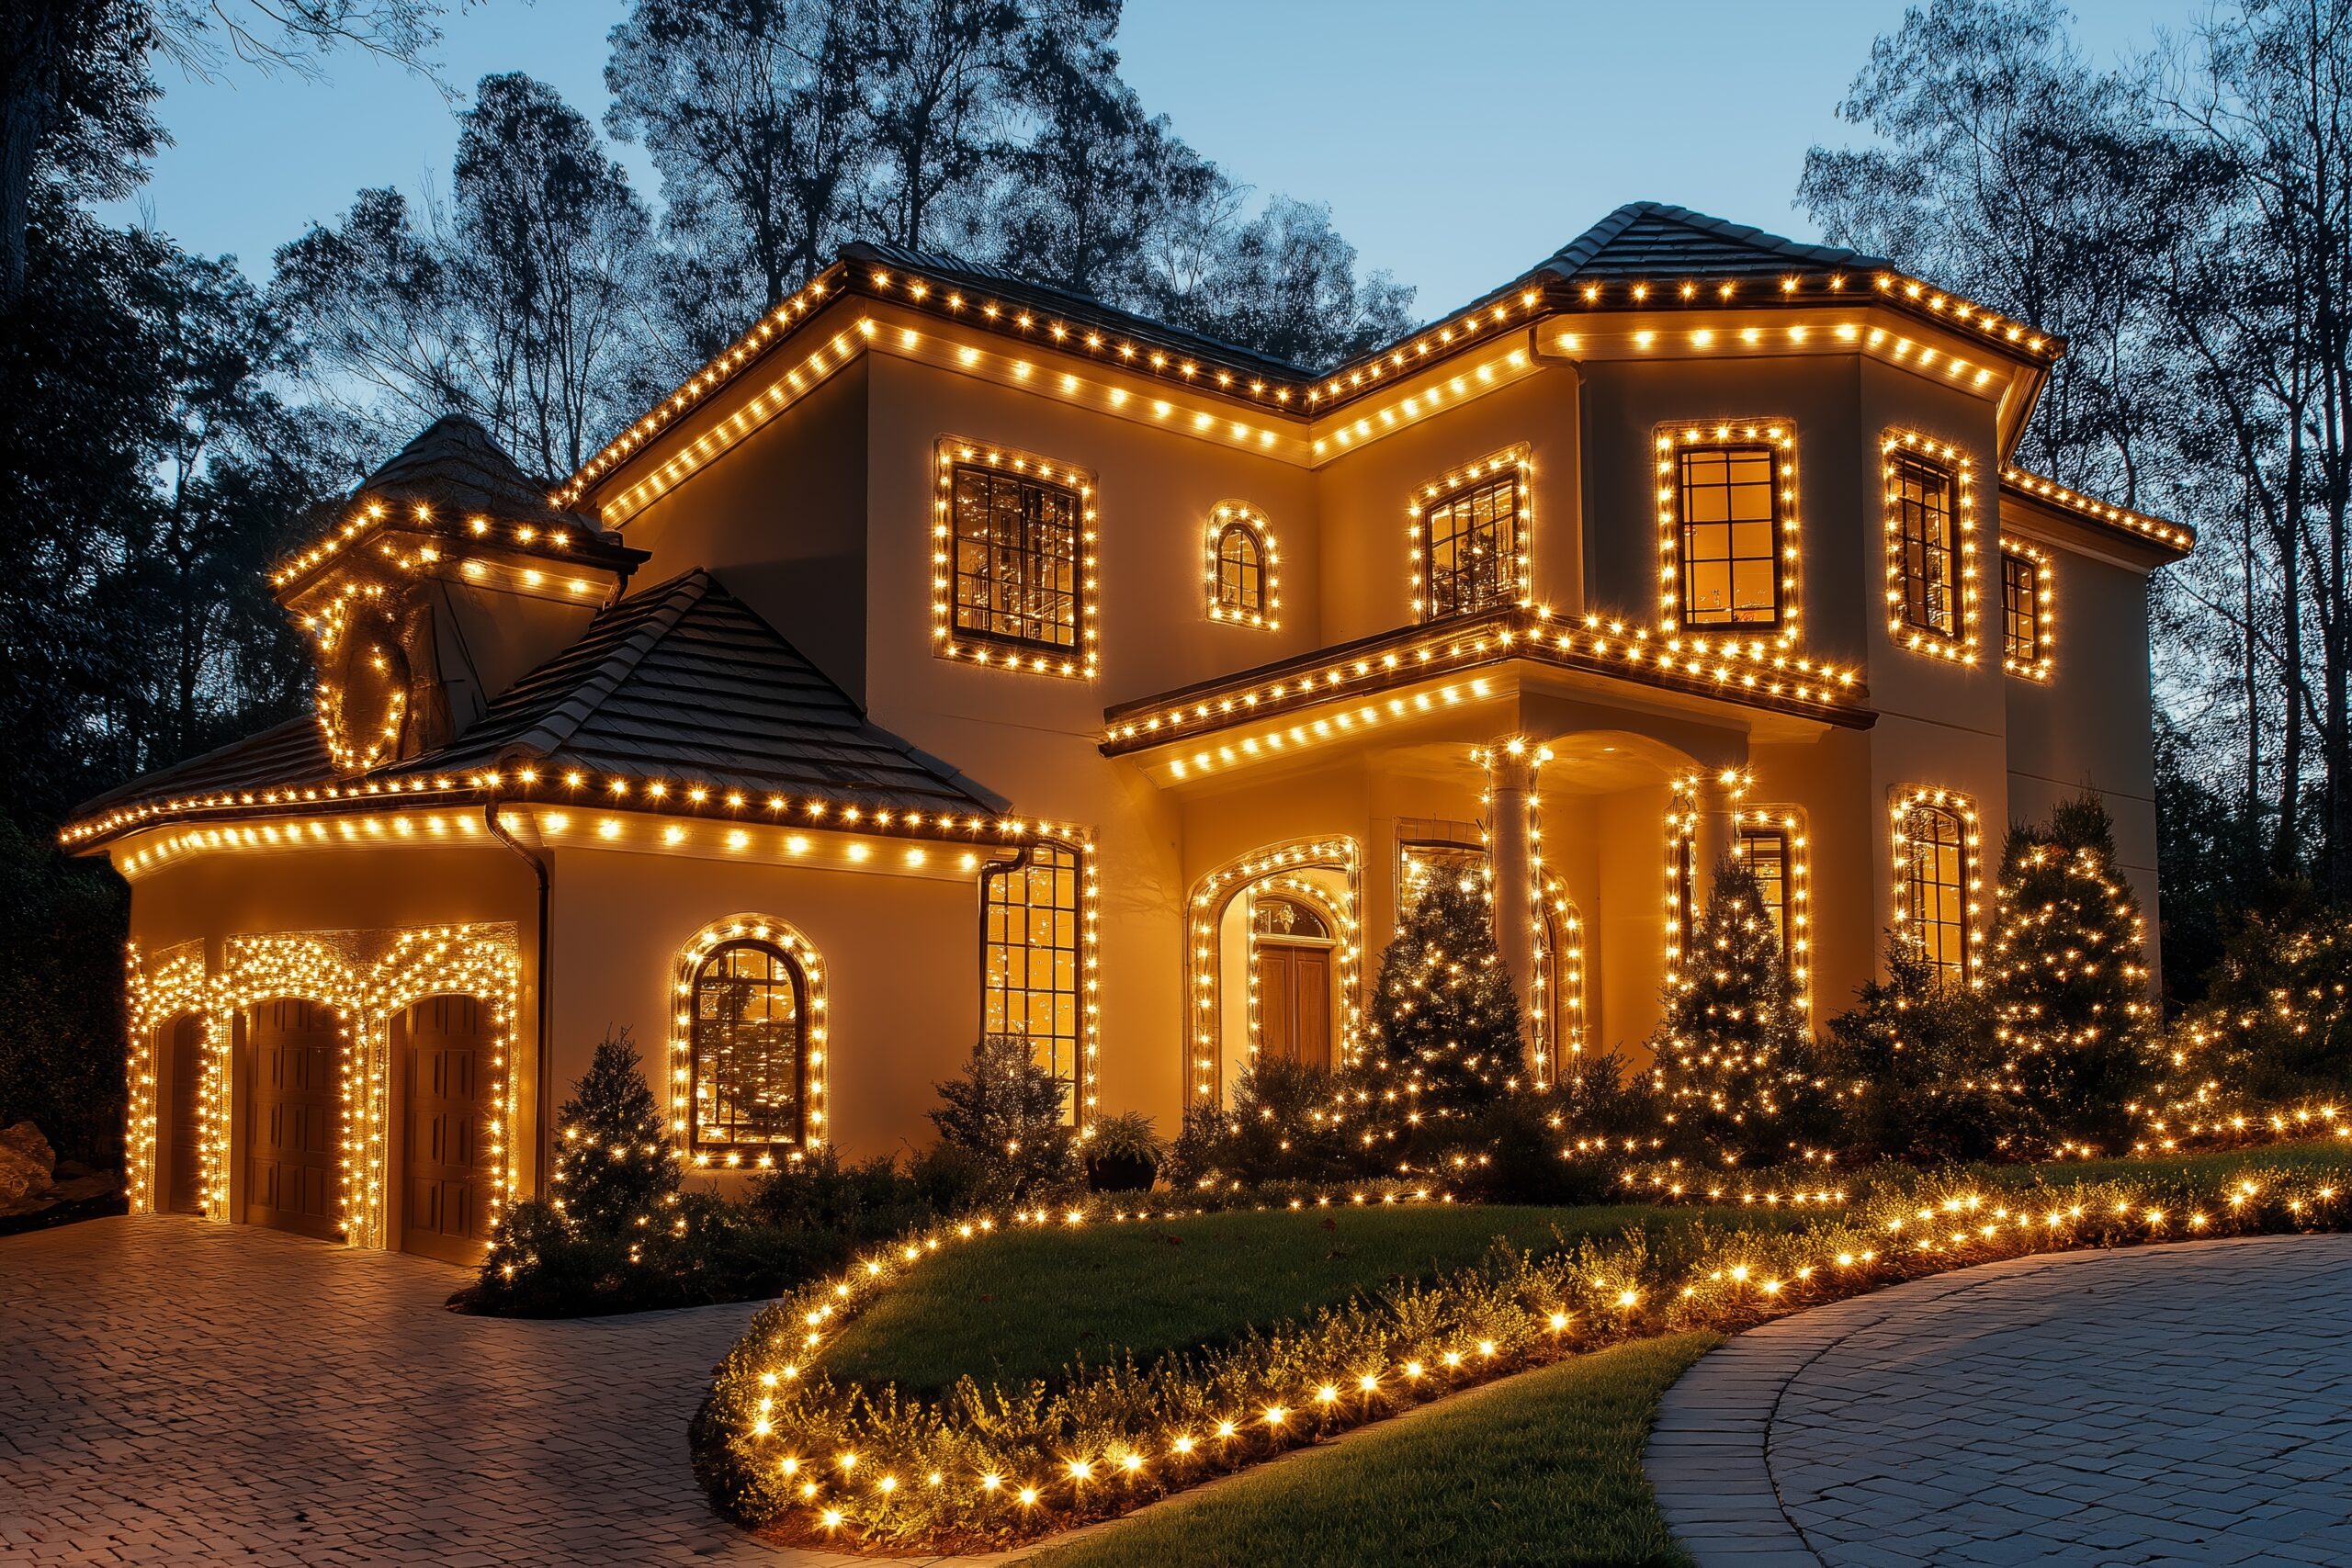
107, 0, 2193, 316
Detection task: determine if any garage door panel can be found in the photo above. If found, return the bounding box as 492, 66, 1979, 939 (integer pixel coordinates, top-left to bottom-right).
401, 996, 492, 1266
246, 999, 340, 1242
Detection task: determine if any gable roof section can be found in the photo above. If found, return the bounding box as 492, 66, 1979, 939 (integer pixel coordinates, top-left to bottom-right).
1536, 201, 1891, 286
65, 569, 1008, 850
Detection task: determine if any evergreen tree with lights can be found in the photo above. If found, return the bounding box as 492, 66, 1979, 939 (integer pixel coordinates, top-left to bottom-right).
1645, 854, 1819, 1164
1820, 931, 2019, 1161
548, 1030, 679, 1235
1356, 871, 1524, 1156
1986, 792, 2154, 1146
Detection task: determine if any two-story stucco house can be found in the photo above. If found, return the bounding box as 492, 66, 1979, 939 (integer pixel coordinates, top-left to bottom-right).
66, 202, 2192, 1263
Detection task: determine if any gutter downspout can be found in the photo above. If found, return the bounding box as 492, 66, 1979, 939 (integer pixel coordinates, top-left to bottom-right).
484, 778, 554, 1201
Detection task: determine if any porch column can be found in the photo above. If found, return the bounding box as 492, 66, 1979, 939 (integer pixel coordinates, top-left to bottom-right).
1691, 773, 1737, 919
1487, 744, 1538, 1070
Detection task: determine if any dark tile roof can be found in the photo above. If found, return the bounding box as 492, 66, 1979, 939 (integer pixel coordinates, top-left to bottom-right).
65, 570, 1006, 845
357, 413, 590, 529
1533, 201, 1890, 285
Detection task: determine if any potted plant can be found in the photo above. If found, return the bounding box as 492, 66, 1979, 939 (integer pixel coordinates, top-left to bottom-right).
1084, 1111, 1163, 1193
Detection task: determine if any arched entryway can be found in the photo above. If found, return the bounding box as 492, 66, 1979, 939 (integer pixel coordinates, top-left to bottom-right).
395, 994, 497, 1265
244, 998, 342, 1240
161, 1013, 207, 1216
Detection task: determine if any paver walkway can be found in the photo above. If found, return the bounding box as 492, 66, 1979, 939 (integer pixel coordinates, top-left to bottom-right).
1646, 1232, 2352, 1567
0, 1214, 896, 1567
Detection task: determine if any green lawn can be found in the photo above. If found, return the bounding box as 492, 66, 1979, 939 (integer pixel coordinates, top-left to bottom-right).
1025, 1331, 1718, 1568
1986, 1135, 2349, 1190
823, 1203, 1728, 1395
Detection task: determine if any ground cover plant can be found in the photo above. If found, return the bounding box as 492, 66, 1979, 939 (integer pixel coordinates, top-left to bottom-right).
1029, 1333, 1719, 1568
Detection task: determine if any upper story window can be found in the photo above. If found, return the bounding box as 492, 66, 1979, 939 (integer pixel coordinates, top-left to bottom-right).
688, 941, 808, 1151
2001, 545, 2052, 679
1881, 432, 1978, 661
1675, 444, 1783, 627
1207, 502, 1277, 628
1412, 448, 1529, 621
933, 440, 1097, 679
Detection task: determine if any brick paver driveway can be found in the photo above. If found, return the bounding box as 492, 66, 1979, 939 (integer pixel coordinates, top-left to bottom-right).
0, 1214, 844, 1566
1646, 1232, 2352, 1566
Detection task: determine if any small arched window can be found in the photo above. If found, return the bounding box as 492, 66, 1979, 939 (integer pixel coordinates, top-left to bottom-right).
1251, 894, 1329, 939
1215, 523, 1265, 620
689, 941, 807, 1149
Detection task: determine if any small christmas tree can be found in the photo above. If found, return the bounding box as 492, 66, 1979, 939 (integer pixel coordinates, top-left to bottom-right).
1645, 854, 1815, 1163
548, 1030, 678, 1235
1986, 793, 2154, 1146
928, 1034, 1076, 1204
1356, 872, 1525, 1146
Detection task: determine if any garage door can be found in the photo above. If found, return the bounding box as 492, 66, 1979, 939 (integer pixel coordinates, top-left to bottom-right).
246, 999, 340, 1240
401, 996, 492, 1265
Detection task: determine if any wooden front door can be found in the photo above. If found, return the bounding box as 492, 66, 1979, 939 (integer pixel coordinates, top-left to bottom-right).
401, 996, 492, 1265
245, 999, 340, 1240
165, 1014, 206, 1215
1258, 942, 1333, 1071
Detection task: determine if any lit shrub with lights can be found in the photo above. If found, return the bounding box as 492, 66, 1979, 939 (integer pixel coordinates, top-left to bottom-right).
548, 1029, 679, 1231
1166, 1055, 1358, 1189
928, 1034, 1081, 1208
1819, 933, 2018, 1163
1354, 874, 1525, 1161
2138, 897, 2352, 1146
1643, 856, 1825, 1166
1986, 793, 2155, 1148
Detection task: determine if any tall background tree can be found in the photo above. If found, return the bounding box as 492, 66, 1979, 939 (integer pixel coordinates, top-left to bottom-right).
1803, 0, 2352, 987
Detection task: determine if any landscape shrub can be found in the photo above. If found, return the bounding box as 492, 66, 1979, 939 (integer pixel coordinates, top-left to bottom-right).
928, 1034, 1081, 1206
2158, 900, 2352, 1110
1165, 1055, 1357, 1189
1818, 934, 2018, 1163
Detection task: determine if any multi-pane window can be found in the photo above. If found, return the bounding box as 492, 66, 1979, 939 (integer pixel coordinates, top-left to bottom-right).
1215, 522, 1265, 620
1903, 804, 1970, 984
2002, 550, 2041, 664
982, 840, 1080, 1119
1677, 444, 1782, 626
1895, 457, 1960, 638
1398, 836, 1487, 920
1737, 826, 1790, 963
690, 942, 806, 1149
1423, 472, 1521, 618
951, 462, 1080, 652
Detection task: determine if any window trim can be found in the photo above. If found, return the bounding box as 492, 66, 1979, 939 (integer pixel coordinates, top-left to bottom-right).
2000, 540, 2053, 680
1880, 431, 1980, 663
1206, 501, 1279, 628
670, 916, 828, 1168
932, 437, 1099, 679
1655, 420, 1800, 643
1410, 446, 1531, 622
1889, 786, 1982, 987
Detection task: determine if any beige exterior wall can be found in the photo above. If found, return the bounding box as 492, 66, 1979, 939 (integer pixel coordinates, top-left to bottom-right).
100, 277, 2185, 1243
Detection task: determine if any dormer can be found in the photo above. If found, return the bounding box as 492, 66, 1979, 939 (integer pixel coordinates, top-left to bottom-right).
269, 415, 647, 773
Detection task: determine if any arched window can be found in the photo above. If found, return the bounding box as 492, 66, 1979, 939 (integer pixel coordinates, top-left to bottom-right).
689, 941, 808, 1149
1251, 894, 1329, 939
1902, 804, 1970, 984
1215, 523, 1266, 620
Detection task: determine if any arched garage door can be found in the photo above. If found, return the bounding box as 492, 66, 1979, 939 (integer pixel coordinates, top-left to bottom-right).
398, 995, 494, 1264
